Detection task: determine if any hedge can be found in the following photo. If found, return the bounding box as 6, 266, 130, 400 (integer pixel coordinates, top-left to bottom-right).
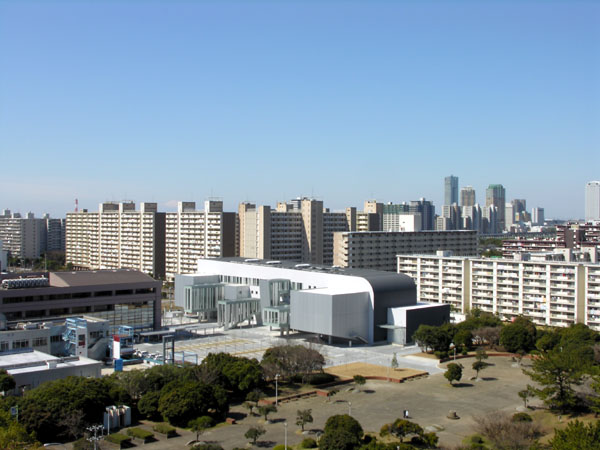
105, 433, 132, 448
300, 437, 318, 448
153, 422, 177, 437
126, 427, 154, 441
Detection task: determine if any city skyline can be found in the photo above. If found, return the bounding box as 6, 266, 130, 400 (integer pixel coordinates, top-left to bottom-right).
1, 1, 598, 218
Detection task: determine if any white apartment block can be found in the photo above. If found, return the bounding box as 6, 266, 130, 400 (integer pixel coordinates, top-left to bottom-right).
397, 254, 600, 331
334, 230, 478, 272
165, 201, 236, 279
0, 210, 47, 259
66, 202, 165, 277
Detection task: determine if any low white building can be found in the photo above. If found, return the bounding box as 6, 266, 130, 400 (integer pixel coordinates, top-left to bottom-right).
0, 349, 101, 392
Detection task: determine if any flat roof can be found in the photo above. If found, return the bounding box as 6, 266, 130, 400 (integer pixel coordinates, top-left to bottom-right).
50, 269, 156, 287
0, 350, 58, 368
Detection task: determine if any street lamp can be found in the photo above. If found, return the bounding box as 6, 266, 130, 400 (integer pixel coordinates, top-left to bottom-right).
275, 373, 280, 405
449, 342, 456, 361
348, 401, 352, 416
86, 425, 104, 450
284, 421, 288, 449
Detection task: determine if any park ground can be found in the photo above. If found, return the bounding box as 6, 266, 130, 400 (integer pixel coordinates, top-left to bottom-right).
56, 354, 598, 449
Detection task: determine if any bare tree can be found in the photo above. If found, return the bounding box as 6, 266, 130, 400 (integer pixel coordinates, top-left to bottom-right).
473, 327, 501, 349
474, 411, 542, 450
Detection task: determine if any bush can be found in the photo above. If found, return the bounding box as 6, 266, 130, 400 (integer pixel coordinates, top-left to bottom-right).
273, 446, 287, 450
105, 433, 132, 447
153, 422, 176, 437
512, 412, 533, 422
126, 427, 153, 441
380, 423, 391, 436
72, 438, 94, 450
434, 351, 448, 359
300, 437, 318, 448
292, 372, 335, 385
191, 445, 224, 450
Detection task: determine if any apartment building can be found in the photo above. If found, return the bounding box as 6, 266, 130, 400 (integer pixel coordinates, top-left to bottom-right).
66, 202, 166, 277
238, 198, 353, 265
0, 211, 47, 259
334, 230, 478, 272
66, 200, 236, 279
397, 253, 600, 331
165, 201, 236, 278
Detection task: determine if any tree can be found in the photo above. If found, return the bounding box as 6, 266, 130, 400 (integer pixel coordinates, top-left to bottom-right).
0, 369, 16, 393
389, 418, 423, 440
138, 391, 162, 420
158, 382, 228, 426
245, 390, 263, 414
296, 409, 313, 431
444, 363, 463, 386
324, 414, 363, 440
391, 353, 399, 370
242, 401, 254, 416
261, 344, 325, 383
257, 404, 277, 421
499, 317, 537, 353
319, 428, 360, 450
454, 328, 474, 351
326, 388, 339, 402
549, 420, 600, 450
473, 326, 501, 349
244, 426, 265, 445
189, 416, 213, 442
472, 347, 489, 379
353, 375, 366, 391
518, 387, 534, 409
524, 347, 590, 412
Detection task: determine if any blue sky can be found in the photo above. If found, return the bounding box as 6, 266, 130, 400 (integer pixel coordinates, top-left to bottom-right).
1, 0, 598, 219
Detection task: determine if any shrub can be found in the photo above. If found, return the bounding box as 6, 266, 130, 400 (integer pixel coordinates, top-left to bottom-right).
300, 437, 318, 448
434, 351, 448, 359
105, 433, 132, 447
380, 423, 391, 436
273, 446, 287, 450
512, 412, 533, 422
191, 445, 224, 450
153, 422, 176, 437
470, 435, 484, 444
292, 372, 335, 385
126, 427, 153, 440
72, 438, 94, 450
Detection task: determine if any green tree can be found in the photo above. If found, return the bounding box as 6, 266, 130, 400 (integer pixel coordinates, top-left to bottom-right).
138, 390, 162, 420
324, 414, 363, 441
549, 420, 600, 450
444, 363, 463, 386
500, 318, 537, 353
158, 382, 228, 426
524, 347, 590, 412
518, 387, 534, 409
244, 426, 265, 445
296, 409, 313, 431
189, 416, 213, 442
257, 404, 277, 421
245, 389, 263, 412
319, 429, 360, 450
389, 418, 423, 440
391, 353, 399, 370
472, 347, 489, 379
261, 344, 325, 383
0, 409, 39, 450
454, 328, 474, 351
0, 369, 16, 393
353, 375, 366, 391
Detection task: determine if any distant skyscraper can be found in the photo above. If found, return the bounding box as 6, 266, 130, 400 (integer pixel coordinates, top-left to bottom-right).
409, 198, 435, 230
532, 207, 545, 226
460, 186, 476, 207
585, 181, 600, 221
505, 203, 514, 229
486, 184, 506, 230
511, 199, 527, 215
444, 175, 459, 205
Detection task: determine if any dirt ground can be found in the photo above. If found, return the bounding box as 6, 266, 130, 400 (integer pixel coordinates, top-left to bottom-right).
325, 362, 426, 382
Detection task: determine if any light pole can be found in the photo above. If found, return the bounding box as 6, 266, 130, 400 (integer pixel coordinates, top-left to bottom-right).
348, 401, 352, 416
450, 342, 456, 361
284, 421, 288, 449
86, 424, 104, 450
275, 373, 280, 405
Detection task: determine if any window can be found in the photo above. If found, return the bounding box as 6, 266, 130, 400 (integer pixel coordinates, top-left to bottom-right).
13, 340, 29, 349
33, 337, 47, 347
50, 335, 62, 343
0, 342, 8, 352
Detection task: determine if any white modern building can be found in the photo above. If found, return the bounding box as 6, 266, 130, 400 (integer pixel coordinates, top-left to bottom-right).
0, 349, 101, 392
176, 258, 450, 345
586, 181, 600, 221
398, 253, 600, 331
0, 211, 47, 259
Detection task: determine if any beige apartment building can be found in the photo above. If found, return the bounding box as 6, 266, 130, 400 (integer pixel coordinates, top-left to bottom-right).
334, 230, 478, 272
397, 253, 600, 331
66, 202, 165, 277
66, 201, 236, 279
238, 198, 380, 265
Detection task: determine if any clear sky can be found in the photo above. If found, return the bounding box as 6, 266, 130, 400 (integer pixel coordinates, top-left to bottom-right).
1, 0, 598, 219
